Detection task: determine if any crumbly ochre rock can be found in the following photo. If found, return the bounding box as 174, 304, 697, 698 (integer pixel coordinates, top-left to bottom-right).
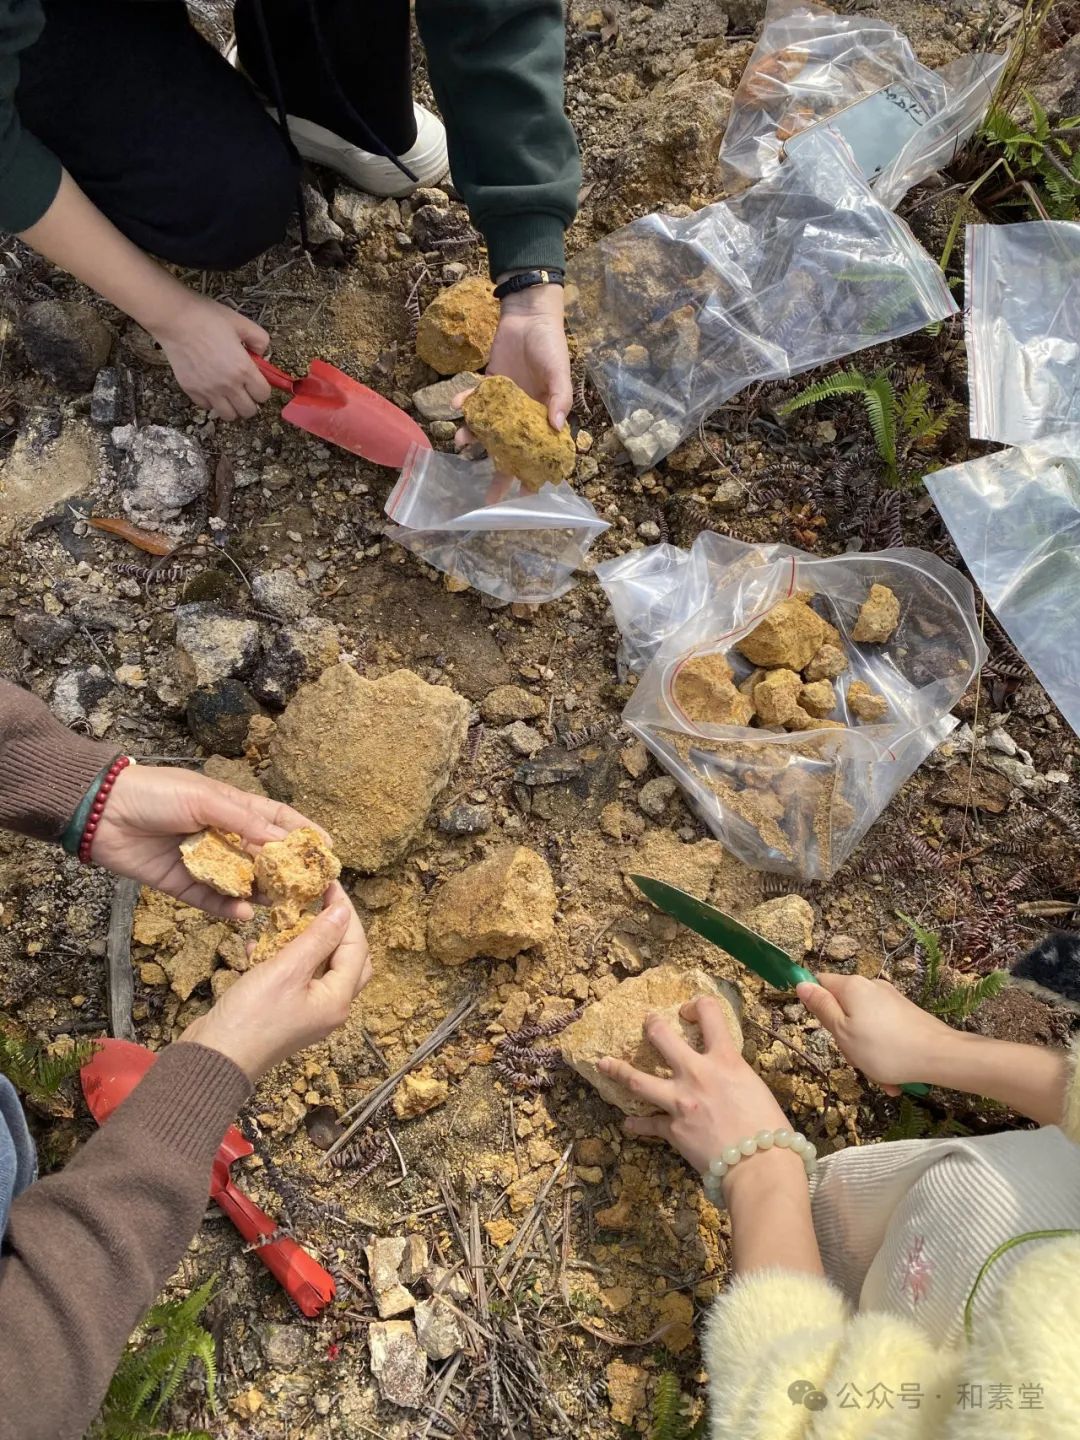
799, 679, 837, 718
560, 965, 743, 1115
736, 597, 839, 671
744, 895, 815, 961
752, 667, 802, 725
254, 826, 341, 926
852, 583, 901, 644
461, 375, 575, 492
428, 846, 557, 964
804, 642, 848, 681
179, 829, 254, 899
415, 276, 499, 374
672, 651, 754, 727
847, 680, 890, 722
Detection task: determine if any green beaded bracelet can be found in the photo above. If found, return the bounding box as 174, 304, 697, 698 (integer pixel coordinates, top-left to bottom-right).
61, 759, 124, 856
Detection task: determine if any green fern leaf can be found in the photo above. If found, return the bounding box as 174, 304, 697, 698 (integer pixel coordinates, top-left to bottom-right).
897, 912, 944, 1001
883, 1096, 933, 1142
863, 376, 898, 479
933, 971, 1009, 1020
777, 368, 872, 416
650, 1372, 683, 1440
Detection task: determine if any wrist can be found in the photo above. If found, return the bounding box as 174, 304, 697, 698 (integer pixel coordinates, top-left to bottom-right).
497, 283, 565, 318
178, 1015, 261, 1085
723, 1144, 809, 1207
137, 276, 201, 341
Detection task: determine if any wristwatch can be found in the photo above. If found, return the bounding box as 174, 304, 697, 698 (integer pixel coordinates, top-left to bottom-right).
493, 268, 566, 301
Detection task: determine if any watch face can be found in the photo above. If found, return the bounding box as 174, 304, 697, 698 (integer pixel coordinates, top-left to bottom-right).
784, 82, 932, 181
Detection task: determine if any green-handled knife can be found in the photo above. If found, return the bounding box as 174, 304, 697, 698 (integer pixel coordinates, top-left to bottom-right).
630, 874, 930, 1098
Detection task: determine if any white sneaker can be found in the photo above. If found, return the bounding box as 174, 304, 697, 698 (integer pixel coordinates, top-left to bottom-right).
224, 39, 449, 197
286, 104, 449, 197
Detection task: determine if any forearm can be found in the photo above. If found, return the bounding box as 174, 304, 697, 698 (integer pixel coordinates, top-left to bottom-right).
0, 1043, 249, 1440
18, 170, 191, 335
0, 679, 118, 842
926, 1032, 1070, 1126
725, 1149, 824, 1278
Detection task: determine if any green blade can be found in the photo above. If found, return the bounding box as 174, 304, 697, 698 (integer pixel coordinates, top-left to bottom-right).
629, 875, 817, 989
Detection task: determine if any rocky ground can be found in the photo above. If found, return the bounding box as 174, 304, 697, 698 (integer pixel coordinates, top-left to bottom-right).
2, 2, 1079, 1437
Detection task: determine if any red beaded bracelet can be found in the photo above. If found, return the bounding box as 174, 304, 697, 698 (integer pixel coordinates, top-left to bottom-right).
78, 755, 132, 864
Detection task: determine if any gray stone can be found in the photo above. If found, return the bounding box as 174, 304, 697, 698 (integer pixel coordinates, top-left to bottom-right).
257, 1322, 306, 1371
369, 1321, 426, 1409
251, 568, 311, 621
438, 803, 492, 836
250, 616, 340, 710
411, 203, 477, 251
412, 372, 482, 422
51, 665, 116, 738
414, 1298, 465, 1362
116, 424, 209, 521
506, 722, 545, 757
90, 366, 134, 427
175, 604, 261, 687
331, 186, 380, 235
186, 680, 262, 757
638, 776, 678, 818
14, 611, 75, 659
366, 1237, 415, 1319
19, 300, 112, 392
480, 684, 545, 724
301, 185, 344, 245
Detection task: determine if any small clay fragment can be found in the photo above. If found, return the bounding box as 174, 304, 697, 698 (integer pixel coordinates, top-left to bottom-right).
785, 706, 845, 732
251, 911, 317, 964
847, 680, 889, 722
752, 668, 802, 725
852, 584, 901, 644
736, 597, 839, 672
179, 829, 254, 899
254, 826, 341, 926
798, 679, 836, 718
461, 375, 575, 492
673, 652, 754, 726
804, 643, 848, 682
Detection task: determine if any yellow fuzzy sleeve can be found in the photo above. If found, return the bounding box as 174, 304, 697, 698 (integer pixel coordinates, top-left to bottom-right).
704, 1271, 957, 1439
1061, 1037, 1080, 1143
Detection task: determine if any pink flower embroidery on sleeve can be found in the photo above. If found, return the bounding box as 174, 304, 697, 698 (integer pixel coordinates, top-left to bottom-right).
901, 1236, 932, 1305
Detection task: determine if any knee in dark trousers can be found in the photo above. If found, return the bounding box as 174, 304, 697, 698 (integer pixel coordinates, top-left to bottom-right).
18, 1, 302, 272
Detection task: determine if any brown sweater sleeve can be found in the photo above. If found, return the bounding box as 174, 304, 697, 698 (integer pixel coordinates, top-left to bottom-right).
0, 677, 120, 841
0, 1042, 251, 1440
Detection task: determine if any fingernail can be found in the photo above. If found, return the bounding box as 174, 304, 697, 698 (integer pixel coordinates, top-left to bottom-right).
553, 411, 566, 430
325, 902, 349, 924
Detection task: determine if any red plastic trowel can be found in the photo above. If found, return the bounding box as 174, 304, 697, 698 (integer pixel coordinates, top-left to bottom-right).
248, 351, 430, 468
81, 1038, 335, 1317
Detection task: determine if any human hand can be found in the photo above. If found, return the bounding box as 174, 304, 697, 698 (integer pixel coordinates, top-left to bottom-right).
797, 973, 954, 1095
487, 283, 573, 432
91, 765, 321, 920
178, 883, 371, 1081
152, 293, 273, 420
598, 996, 797, 1179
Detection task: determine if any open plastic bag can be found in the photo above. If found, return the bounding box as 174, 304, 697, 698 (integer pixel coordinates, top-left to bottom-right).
600, 532, 984, 880
966, 221, 1080, 448
719, 0, 1002, 202
383, 446, 609, 603
926, 443, 1080, 738
567, 129, 956, 469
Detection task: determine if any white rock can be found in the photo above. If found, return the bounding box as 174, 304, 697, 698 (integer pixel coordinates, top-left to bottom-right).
414, 1297, 465, 1361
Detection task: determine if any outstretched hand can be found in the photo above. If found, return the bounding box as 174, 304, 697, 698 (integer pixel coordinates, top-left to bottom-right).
599, 996, 794, 1176
178, 882, 371, 1081
91, 765, 321, 919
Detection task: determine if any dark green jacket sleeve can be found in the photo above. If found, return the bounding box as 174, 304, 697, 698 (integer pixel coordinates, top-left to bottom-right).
416, 0, 580, 276
0, 0, 62, 231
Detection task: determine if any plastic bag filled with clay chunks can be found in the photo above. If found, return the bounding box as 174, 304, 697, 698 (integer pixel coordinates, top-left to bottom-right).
601, 532, 985, 881
383, 446, 609, 604
566, 128, 956, 471
717, 0, 1003, 204
927, 442, 1080, 740
966, 221, 1080, 449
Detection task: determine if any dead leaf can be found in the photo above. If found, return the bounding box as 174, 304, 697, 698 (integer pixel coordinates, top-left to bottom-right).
87, 516, 174, 555
930, 764, 1013, 814
211, 454, 235, 525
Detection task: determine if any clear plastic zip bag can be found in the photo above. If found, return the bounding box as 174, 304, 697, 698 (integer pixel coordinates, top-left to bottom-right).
926, 443, 1080, 738
719, 0, 1002, 201
566, 129, 956, 470
383, 446, 609, 604
601, 533, 984, 880
966, 221, 1080, 448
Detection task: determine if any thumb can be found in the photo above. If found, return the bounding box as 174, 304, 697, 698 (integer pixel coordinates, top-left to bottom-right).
233, 312, 271, 355
548, 378, 573, 434
276, 898, 351, 976
796, 979, 846, 1035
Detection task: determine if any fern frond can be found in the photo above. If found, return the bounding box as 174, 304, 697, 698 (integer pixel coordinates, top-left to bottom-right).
777, 368, 871, 415
933, 971, 1009, 1020
897, 912, 944, 1001
898, 379, 931, 432
650, 1373, 683, 1440
883, 1097, 933, 1142
0, 1018, 97, 1105
863, 376, 898, 479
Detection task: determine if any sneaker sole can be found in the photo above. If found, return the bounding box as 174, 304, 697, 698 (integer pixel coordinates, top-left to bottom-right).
286, 109, 449, 197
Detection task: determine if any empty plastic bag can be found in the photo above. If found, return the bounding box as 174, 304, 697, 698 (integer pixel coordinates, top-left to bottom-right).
926, 443, 1080, 738
966, 221, 1080, 448
567, 129, 956, 469
719, 0, 1002, 202
384, 446, 609, 604
599, 532, 984, 880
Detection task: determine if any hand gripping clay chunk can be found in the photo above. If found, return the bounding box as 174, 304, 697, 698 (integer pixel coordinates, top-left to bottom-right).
461, 375, 576, 492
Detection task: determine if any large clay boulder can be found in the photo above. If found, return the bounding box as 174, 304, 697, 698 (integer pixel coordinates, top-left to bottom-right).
560, 965, 742, 1115
265, 665, 470, 871
428, 846, 557, 964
